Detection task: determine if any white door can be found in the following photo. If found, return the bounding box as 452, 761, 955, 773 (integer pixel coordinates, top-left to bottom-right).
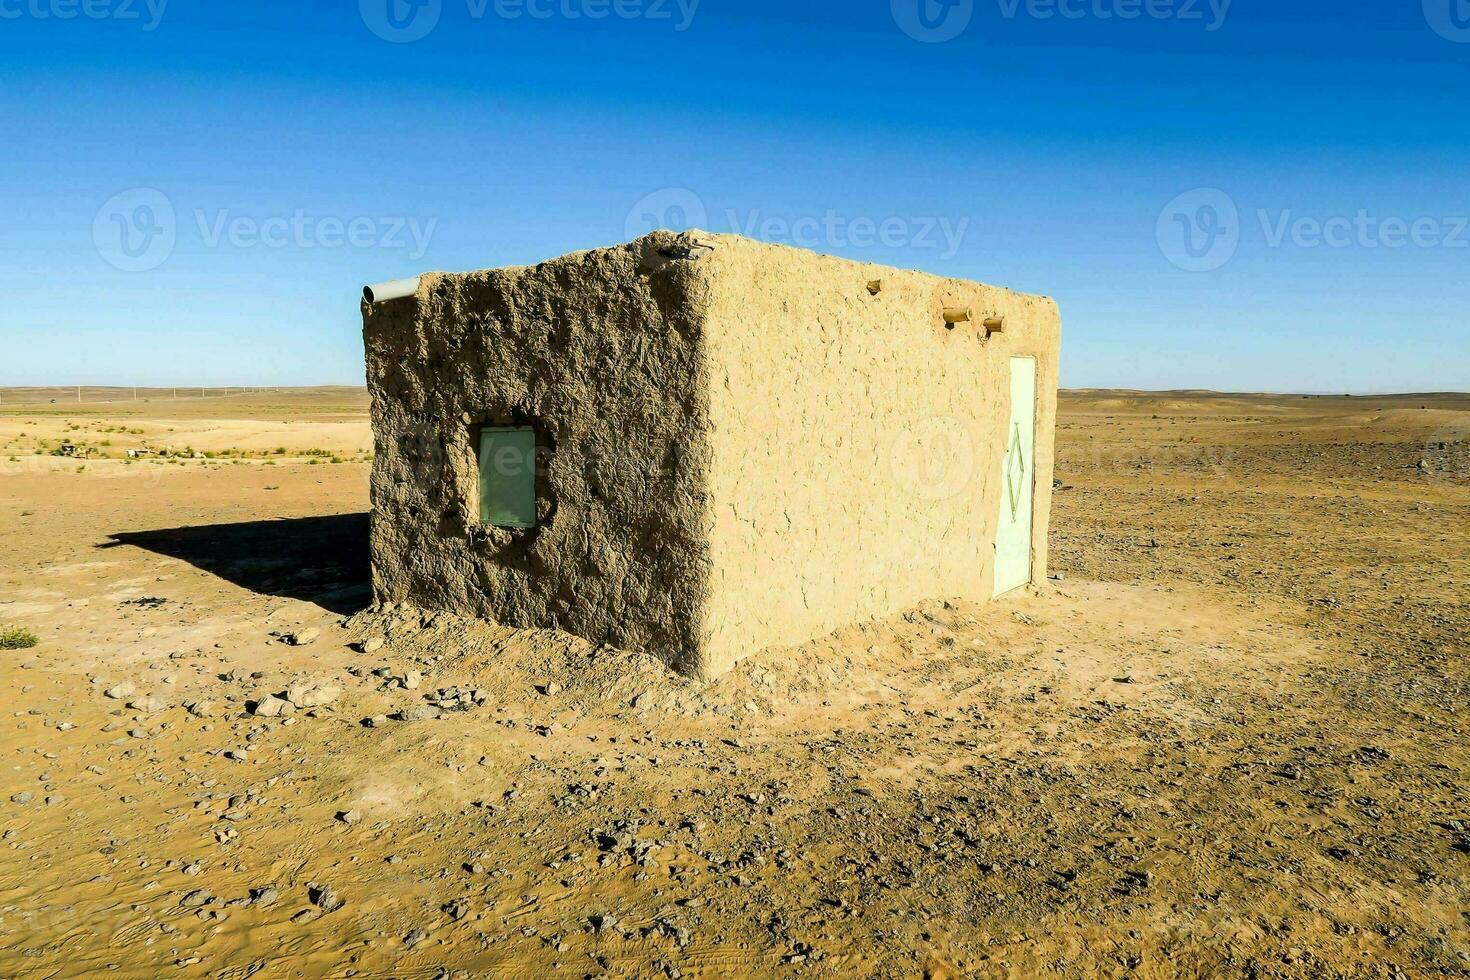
993, 356, 1036, 597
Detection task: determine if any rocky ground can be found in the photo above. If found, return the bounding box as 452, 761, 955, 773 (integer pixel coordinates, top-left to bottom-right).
0, 390, 1466, 978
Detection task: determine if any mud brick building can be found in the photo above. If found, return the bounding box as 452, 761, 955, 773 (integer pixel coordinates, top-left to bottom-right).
362, 231, 1060, 678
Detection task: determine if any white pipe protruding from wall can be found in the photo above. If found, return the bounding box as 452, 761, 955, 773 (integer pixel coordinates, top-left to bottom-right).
363, 277, 421, 305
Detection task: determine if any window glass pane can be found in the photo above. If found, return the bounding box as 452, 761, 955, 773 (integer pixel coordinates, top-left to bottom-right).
479, 427, 537, 529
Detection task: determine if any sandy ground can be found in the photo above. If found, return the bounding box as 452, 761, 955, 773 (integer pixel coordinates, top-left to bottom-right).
0, 389, 1466, 979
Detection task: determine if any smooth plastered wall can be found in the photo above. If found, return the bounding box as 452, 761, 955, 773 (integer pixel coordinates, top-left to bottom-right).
696, 235, 1060, 675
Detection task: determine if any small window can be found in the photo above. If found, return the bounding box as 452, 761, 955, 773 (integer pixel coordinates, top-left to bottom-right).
478, 427, 537, 529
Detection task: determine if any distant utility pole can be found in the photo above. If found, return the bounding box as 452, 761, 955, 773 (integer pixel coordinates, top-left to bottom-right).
77, 385, 82, 404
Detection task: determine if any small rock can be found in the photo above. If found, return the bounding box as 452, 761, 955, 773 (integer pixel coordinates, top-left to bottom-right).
179, 890, 213, 909
310, 884, 345, 913
394, 704, 441, 723
104, 682, 136, 700
252, 696, 294, 718
283, 628, 321, 647
403, 671, 423, 691
360, 636, 385, 654
127, 694, 168, 714
286, 682, 342, 709
338, 810, 362, 826
249, 885, 280, 906
540, 681, 561, 697
10, 792, 34, 805
403, 928, 428, 948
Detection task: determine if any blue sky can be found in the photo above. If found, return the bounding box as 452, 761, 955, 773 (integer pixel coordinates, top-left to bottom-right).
1, 0, 1466, 392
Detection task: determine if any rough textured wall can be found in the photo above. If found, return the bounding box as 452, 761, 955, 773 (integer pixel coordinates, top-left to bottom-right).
362, 235, 716, 676
697, 234, 1060, 675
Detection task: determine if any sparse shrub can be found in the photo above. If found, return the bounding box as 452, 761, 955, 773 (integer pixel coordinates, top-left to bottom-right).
0, 627, 39, 650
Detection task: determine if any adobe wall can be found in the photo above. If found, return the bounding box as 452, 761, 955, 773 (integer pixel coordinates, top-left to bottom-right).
696, 235, 1060, 676
361, 237, 716, 676
364, 232, 1060, 679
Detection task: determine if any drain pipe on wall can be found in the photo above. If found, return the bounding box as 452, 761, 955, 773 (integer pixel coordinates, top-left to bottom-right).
363, 277, 421, 304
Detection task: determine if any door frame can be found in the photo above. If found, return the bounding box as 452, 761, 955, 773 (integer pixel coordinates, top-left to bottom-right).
993, 355, 1037, 598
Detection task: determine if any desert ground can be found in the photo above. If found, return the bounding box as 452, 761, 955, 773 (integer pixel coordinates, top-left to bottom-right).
0, 387, 1466, 979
